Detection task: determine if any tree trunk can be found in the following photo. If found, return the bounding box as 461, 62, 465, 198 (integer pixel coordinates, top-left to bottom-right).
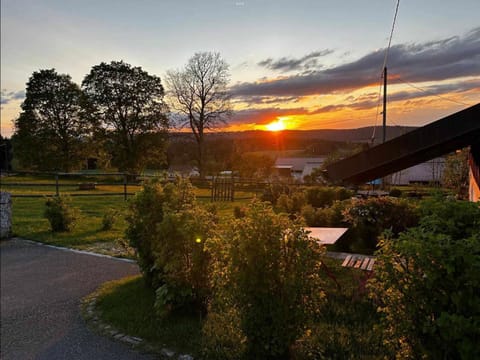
198, 136, 204, 179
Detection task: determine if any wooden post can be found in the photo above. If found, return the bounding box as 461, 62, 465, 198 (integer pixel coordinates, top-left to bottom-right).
123, 174, 127, 201
211, 177, 215, 201
55, 174, 59, 196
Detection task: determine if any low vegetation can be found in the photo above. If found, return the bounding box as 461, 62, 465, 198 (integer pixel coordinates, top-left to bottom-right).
12, 196, 129, 255
369, 197, 480, 359
9, 177, 479, 359
44, 196, 79, 232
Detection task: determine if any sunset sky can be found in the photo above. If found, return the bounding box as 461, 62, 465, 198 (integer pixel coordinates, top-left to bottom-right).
1, 0, 479, 137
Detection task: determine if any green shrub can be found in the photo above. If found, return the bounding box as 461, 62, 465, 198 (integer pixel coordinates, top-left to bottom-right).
44, 196, 79, 232
126, 180, 170, 288
369, 197, 480, 359
301, 200, 348, 228
388, 188, 402, 197
304, 186, 353, 208
276, 191, 306, 215
233, 205, 246, 219
153, 205, 217, 315
201, 308, 245, 360
418, 195, 480, 239
261, 182, 291, 204
209, 201, 326, 359
126, 177, 216, 314
101, 208, 117, 231
342, 197, 419, 251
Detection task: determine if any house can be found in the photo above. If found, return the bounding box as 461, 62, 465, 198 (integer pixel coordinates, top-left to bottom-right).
390, 158, 445, 185
274, 157, 326, 181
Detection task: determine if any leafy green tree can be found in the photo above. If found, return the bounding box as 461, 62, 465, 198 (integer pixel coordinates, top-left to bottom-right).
369, 197, 480, 359
166, 52, 232, 178
82, 61, 169, 173
232, 153, 274, 179
443, 149, 469, 199
0, 135, 12, 171
13, 69, 88, 171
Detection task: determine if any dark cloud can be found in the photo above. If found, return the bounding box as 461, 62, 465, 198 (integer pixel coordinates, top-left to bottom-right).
229, 77, 480, 126
258, 50, 333, 72
310, 78, 480, 114
233, 95, 300, 106
1, 90, 25, 105
230, 107, 308, 125
232, 27, 480, 98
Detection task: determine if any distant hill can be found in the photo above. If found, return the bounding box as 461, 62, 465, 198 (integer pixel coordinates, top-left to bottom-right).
214, 126, 417, 144
168, 126, 418, 159
167, 126, 418, 169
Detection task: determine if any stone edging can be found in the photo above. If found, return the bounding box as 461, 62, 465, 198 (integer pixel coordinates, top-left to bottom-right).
81, 288, 194, 360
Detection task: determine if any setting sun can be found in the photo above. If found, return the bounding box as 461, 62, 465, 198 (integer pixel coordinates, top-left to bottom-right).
266, 117, 287, 131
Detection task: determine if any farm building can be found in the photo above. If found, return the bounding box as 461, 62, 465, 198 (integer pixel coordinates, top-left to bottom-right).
274, 157, 326, 181
390, 158, 445, 185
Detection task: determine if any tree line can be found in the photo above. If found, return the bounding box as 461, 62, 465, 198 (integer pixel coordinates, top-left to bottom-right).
11, 52, 231, 176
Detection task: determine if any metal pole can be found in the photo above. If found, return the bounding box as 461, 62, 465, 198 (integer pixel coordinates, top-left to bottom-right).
383, 66, 387, 143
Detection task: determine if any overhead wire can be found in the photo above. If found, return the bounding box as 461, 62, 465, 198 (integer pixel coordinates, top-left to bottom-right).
371, 0, 401, 143
395, 76, 471, 106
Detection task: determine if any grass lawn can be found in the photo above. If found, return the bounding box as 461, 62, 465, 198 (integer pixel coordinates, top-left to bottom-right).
12, 196, 132, 256
9, 183, 256, 256
95, 275, 203, 356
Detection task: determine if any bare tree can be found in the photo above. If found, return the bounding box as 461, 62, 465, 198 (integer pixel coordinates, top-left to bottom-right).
166, 52, 232, 177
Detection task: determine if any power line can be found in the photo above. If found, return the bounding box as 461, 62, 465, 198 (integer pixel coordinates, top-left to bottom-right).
382, 0, 401, 70
372, 0, 401, 143
396, 76, 471, 106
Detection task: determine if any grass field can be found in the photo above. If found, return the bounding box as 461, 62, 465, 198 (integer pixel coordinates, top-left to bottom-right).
8, 182, 256, 256
95, 275, 203, 355
11, 196, 131, 255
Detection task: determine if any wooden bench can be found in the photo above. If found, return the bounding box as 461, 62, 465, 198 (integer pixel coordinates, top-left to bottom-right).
342, 254, 375, 271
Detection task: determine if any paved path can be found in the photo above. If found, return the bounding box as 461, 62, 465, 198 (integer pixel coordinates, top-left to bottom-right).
1, 238, 156, 360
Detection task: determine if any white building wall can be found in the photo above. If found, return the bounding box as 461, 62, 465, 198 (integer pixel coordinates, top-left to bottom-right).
390, 158, 445, 185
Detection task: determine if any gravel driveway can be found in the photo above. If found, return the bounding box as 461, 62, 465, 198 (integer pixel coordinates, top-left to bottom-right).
1, 238, 156, 360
